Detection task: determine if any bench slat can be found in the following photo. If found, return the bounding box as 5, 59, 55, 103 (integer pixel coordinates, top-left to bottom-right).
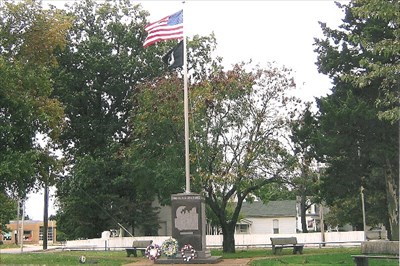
132, 240, 152, 248
271, 237, 297, 245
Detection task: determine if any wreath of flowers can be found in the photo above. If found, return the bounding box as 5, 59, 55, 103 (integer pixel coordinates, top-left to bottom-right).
79, 255, 86, 264
161, 237, 179, 257
180, 244, 197, 262
145, 244, 162, 261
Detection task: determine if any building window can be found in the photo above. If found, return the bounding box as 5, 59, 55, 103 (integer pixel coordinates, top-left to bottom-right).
3, 232, 11, 240
308, 219, 314, 229
39, 227, 54, 241
273, 219, 279, 234
23, 230, 32, 241
235, 224, 249, 234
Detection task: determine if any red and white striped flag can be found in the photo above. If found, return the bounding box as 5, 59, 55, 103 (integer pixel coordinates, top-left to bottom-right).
143, 10, 183, 48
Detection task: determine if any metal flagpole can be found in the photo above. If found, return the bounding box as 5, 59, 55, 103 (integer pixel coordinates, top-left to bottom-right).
182, 1, 190, 193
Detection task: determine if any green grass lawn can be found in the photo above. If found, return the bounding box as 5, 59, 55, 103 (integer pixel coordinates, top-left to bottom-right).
244, 247, 399, 266
211, 247, 399, 266
0, 250, 135, 266
251, 253, 399, 266
0, 246, 398, 265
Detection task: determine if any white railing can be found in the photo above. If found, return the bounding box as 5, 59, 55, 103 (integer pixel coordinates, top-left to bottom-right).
65, 231, 364, 250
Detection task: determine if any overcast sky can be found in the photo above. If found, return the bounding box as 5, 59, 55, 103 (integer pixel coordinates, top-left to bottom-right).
26, 0, 348, 220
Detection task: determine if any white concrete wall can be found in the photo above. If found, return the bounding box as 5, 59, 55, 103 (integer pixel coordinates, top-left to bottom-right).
65, 236, 171, 250
65, 231, 364, 250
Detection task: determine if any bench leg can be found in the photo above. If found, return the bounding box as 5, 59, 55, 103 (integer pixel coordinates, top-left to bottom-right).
299, 246, 303, 254
353, 257, 368, 266
293, 246, 303, 254
292, 247, 297, 254
133, 248, 138, 257
140, 249, 146, 256
275, 247, 282, 254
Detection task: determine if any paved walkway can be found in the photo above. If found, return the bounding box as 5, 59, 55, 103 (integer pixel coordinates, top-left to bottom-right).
0, 245, 60, 254
123, 257, 252, 266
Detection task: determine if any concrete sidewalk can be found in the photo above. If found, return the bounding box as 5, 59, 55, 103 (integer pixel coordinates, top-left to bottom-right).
0, 244, 62, 254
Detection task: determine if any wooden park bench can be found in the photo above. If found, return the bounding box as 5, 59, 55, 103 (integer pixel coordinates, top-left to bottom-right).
270, 237, 304, 255
351, 255, 399, 266
351, 240, 399, 266
125, 240, 152, 257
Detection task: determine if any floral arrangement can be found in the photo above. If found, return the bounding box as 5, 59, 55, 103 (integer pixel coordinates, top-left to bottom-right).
161, 237, 179, 257
180, 243, 197, 262
145, 243, 162, 261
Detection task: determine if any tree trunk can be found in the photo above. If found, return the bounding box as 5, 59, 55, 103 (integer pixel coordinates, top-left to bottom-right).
221, 223, 236, 253
385, 156, 399, 241
300, 194, 308, 233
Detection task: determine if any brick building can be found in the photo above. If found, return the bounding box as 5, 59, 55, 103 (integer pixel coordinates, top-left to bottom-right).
2, 220, 57, 245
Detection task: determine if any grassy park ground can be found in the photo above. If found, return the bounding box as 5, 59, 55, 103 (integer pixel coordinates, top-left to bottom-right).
0, 245, 398, 265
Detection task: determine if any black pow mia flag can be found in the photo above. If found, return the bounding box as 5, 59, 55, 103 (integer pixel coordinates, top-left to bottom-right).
162, 41, 183, 69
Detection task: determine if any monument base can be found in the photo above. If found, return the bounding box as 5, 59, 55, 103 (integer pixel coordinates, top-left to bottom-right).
197, 249, 212, 258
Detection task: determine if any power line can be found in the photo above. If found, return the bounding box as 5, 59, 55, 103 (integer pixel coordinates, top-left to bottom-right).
79, 187, 133, 237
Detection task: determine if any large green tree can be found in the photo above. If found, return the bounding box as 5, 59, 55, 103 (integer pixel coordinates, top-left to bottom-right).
288, 106, 320, 233
341, 0, 399, 123
52, 0, 172, 239
191, 62, 299, 252
314, 0, 398, 239
0, 0, 69, 229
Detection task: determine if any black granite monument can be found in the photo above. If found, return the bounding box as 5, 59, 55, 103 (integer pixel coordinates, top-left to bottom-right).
155, 192, 221, 264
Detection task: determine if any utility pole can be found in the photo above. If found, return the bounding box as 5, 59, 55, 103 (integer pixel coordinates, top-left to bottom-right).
320, 203, 325, 246
15, 199, 19, 245
20, 200, 24, 253
358, 145, 367, 241
317, 163, 325, 246
43, 181, 49, 250
361, 185, 367, 241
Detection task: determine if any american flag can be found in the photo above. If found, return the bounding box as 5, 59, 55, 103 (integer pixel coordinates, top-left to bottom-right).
143, 10, 183, 48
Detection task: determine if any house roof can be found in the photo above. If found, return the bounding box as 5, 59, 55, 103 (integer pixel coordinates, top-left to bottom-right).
239, 200, 296, 218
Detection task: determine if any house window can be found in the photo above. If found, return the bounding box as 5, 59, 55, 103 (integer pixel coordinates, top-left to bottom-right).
307, 219, 314, 229
273, 219, 279, 234
235, 224, 249, 234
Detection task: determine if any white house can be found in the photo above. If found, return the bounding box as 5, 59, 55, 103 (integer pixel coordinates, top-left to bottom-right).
236, 200, 297, 234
